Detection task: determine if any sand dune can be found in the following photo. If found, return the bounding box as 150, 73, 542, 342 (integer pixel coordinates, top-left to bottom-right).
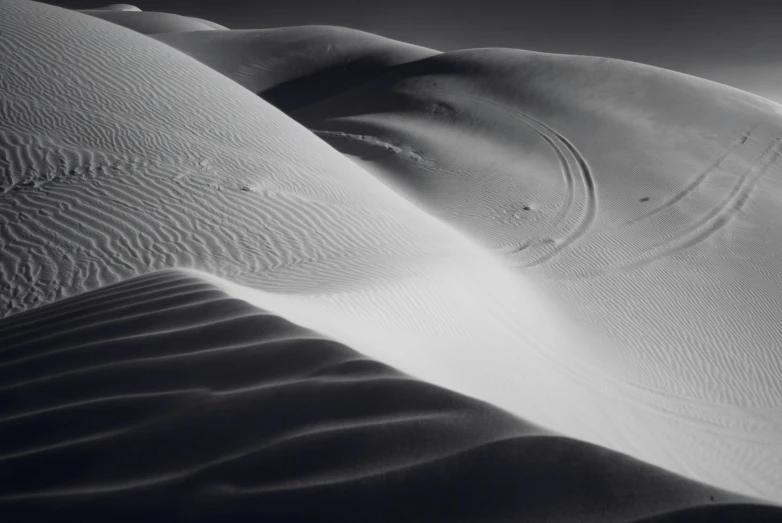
154, 27, 436, 112
2, 270, 781, 521
79, 5, 227, 34
286, 48, 782, 502
157, 27, 782, 501
96, 4, 141, 12
3, 0, 782, 512
1, 0, 478, 307
291, 49, 782, 272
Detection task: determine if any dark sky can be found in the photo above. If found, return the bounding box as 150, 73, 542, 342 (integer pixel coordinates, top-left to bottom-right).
45, 0, 782, 103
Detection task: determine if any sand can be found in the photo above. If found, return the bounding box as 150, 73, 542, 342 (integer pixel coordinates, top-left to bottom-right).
2, 270, 781, 521
2, 0, 782, 517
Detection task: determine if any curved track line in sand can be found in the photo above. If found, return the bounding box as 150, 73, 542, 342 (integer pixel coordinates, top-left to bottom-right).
307, 93, 597, 266
618, 128, 755, 229
463, 96, 596, 266
569, 135, 782, 278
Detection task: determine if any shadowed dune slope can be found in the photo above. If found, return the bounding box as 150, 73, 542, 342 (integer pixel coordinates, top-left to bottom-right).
154, 27, 437, 112
1, 270, 781, 522
79, 8, 227, 33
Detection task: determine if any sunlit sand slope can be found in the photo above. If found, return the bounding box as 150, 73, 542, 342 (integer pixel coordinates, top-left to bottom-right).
2, 270, 781, 522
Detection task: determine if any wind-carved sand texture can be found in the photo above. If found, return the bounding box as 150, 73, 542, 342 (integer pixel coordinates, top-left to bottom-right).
5, 270, 782, 521
2, 0, 782, 516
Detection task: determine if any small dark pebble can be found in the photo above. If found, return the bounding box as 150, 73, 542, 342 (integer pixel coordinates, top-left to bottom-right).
640, 197, 650, 202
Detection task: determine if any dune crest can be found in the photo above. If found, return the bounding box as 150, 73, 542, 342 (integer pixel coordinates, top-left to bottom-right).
154, 27, 437, 112
78, 7, 226, 33
99, 4, 142, 11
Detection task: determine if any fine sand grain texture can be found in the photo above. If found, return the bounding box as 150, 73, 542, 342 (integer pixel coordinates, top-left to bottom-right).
4, 0, 782, 510
2, 270, 781, 522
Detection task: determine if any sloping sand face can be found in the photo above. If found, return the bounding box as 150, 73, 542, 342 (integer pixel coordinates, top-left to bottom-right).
2, 269, 781, 521
3, 0, 782, 507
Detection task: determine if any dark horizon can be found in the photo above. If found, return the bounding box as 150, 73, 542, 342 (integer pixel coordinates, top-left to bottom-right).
44, 1, 782, 103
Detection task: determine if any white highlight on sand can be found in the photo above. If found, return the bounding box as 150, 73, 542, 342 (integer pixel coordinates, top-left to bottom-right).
100, 4, 141, 11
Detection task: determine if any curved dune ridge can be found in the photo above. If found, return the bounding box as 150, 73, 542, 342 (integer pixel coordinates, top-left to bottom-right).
97, 4, 141, 12
3, 0, 782, 510
154, 27, 437, 112
1, 269, 781, 522
78, 6, 227, 34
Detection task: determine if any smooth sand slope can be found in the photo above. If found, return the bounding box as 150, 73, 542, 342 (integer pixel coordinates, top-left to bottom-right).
153, 25, 782, 502
3, 0, 782, 507
2, 270, 781, 522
